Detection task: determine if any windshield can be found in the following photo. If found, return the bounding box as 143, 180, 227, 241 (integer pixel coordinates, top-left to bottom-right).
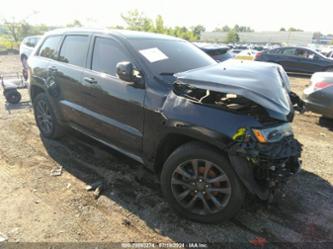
128, 38, 216, 78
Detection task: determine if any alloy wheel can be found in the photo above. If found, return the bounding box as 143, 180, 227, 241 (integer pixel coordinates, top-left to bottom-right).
171, 159, 232, 215
35, 99, 54, 135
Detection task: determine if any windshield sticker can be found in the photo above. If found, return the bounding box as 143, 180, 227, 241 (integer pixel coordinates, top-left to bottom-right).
139, 48, 168, 63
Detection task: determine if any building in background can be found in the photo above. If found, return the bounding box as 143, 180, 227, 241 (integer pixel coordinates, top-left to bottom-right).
201, 31, 315, 46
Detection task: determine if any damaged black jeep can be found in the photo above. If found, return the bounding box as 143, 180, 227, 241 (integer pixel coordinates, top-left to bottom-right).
29, 29, 303, 223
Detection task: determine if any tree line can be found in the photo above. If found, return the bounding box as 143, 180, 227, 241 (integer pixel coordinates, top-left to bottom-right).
0, 9, 311, 50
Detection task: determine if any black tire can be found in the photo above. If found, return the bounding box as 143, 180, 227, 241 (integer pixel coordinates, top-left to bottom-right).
326, 67, 333, 72
21, 55, 28, 69
33, 93, 65, 138
160, 142, 245, 223
5, 90, 21, 104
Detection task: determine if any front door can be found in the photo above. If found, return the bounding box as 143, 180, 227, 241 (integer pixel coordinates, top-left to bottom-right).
82, 36, 145, 158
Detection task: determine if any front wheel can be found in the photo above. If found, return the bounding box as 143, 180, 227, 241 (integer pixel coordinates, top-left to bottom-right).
160, 142, 245, 223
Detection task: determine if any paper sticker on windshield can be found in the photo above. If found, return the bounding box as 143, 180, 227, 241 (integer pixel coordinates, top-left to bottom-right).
139, 48, 168, 63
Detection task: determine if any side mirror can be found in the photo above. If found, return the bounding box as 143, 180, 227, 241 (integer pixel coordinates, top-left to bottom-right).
116, 61, 134, 82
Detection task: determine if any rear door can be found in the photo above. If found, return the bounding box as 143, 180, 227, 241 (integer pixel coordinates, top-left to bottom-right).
50, 34, 91, 126
30, 35, 63, 99
81, 35, 145, 157
277, 47, 299, 72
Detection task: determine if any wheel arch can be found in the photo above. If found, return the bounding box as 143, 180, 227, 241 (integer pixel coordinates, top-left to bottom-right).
153, 132, 228, 175
30, 85, 45, 102
20, 53, 28, 61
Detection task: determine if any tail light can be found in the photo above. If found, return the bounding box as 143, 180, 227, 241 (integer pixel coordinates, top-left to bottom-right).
313, 81, 333, 90
255, 52, 263, 59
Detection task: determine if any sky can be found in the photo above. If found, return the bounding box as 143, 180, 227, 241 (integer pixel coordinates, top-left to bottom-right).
0, 0, 332, 34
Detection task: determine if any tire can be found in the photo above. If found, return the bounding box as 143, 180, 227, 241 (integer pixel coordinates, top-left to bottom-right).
33, 93, 65, 139
5, 90, 21, 104
21, 55, 28, 69
160, 142, 245, 223
326, 67, 333, 72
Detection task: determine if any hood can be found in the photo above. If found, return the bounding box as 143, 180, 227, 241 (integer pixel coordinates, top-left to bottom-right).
174, 60, 292, 121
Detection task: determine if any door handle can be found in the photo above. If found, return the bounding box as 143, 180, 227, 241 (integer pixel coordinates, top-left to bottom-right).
84, 77, 97, 84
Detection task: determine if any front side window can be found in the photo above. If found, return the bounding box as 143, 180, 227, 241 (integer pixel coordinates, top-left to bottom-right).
59, 35, 89, 67
92, 37, 131, 76
38, 36, 62, 60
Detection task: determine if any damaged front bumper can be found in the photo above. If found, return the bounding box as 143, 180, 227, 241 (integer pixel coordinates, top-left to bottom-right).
228, 126, 302, 200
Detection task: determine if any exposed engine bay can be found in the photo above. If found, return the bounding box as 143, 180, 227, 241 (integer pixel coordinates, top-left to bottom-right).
171, 60, 305, 201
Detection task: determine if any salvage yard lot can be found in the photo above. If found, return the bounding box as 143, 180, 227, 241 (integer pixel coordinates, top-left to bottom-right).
0, 55, 332, 246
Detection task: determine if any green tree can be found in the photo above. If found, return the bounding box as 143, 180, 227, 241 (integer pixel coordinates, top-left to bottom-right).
280, 27, 286, 31
155, 15, 165, 33
191, 25, 206, 38
66, 20, 82, 27
121, 10, 199, 41
233, 25, 254, 32
214, 25, 253, 32
121, 9, 154, 32
3, 19, 21, 43
222, 25, 231, 32
225, 29, 239, 43
288, 27, 303, 32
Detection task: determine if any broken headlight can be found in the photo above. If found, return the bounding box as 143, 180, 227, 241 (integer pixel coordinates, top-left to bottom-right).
252, 123, 293, 143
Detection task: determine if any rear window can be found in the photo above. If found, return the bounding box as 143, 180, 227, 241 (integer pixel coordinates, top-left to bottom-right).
59, 35, 89, 67
38, 36, 62, 60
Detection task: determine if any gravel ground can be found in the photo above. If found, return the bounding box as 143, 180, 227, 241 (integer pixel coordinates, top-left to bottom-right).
0, 55, 332, 248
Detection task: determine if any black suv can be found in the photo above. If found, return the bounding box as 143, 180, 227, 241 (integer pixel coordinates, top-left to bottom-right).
28, 28, 302, 223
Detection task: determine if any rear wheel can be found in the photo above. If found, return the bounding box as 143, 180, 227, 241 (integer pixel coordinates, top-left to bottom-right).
5, 90, 21, 104
33, 93, 65, 138
160, 142, 245, 223
21, 55, 28, 69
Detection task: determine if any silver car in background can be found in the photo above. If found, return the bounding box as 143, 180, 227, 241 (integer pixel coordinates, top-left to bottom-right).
19, 35, 41, 67
304, 72, 333, 119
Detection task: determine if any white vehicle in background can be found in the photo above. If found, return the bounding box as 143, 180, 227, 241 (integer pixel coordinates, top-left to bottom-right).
19, 35, 41, 68
234, 49, 259, 61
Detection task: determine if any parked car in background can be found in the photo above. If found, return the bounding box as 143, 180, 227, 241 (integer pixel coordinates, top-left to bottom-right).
195, 43, 233, 62
230, 45, 248, 56
234, 49, 258, 60
28, 28, 303, 223
303, 72, 333, 119
20, 35, 41, 67
255, 46, 333, 75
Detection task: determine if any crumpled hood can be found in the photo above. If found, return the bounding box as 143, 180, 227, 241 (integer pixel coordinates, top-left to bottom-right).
174, 60, 292, 121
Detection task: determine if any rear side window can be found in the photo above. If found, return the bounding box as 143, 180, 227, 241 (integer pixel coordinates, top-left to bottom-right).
268, 48, 281, 54
92, 37, 131, 76
38, 36, 62, 60
281, 48, 296, 56
59, 35, 89, 67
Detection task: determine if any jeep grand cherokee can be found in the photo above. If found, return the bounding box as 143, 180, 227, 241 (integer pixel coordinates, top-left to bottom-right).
28, 28, 302, 223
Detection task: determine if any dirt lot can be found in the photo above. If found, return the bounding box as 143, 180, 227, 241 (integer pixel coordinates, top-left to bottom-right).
0, 55, 332, 247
